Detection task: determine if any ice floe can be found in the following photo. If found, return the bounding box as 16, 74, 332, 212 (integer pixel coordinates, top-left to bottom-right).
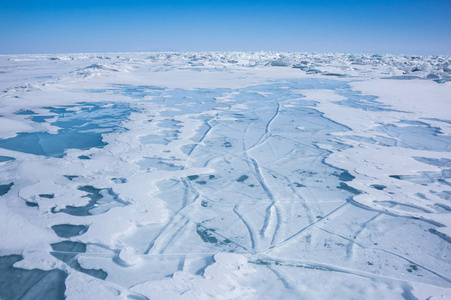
0, 51, 450, 299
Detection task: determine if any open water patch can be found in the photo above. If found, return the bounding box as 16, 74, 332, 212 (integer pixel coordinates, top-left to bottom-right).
52, 224, 89, 238
50, 241, 107, 280
0, 182, 14, 196
0, 102, 133, 157
15, 110, 37, 115
51, 185, 128, 216
26, 201, 39, 207
31, 115, 55, 123
0, 254, 67, 300
0, 156, 15, 162
39, 193, 54, 199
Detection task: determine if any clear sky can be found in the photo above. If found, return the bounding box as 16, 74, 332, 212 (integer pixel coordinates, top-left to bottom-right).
1, 0, 450, 55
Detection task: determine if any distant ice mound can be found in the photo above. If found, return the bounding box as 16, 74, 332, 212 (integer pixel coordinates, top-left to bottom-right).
268, 59, 292, 67
118, 247, 141, 266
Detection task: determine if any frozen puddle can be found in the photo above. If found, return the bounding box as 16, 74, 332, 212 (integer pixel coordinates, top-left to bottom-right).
0, 54, 450, 299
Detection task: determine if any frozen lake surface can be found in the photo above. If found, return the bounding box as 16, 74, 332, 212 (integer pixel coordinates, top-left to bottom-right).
0, 52, 450, 299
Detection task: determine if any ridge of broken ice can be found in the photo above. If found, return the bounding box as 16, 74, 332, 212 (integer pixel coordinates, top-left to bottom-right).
3, 51, 450, 83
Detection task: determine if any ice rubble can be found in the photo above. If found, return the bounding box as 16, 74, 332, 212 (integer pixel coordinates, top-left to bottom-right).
0, 52, 450, 299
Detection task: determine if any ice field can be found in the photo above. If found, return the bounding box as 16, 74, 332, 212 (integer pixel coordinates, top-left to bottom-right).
0, 52, 450, 299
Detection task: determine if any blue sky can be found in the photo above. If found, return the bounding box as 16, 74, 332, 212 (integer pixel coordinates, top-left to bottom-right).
1, 0, 450, 55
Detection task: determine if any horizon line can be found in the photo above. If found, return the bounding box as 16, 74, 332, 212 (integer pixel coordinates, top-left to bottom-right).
1, 50, 450, 57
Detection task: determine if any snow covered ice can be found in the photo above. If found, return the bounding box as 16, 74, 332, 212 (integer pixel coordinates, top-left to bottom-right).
0, 52, 450, 299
